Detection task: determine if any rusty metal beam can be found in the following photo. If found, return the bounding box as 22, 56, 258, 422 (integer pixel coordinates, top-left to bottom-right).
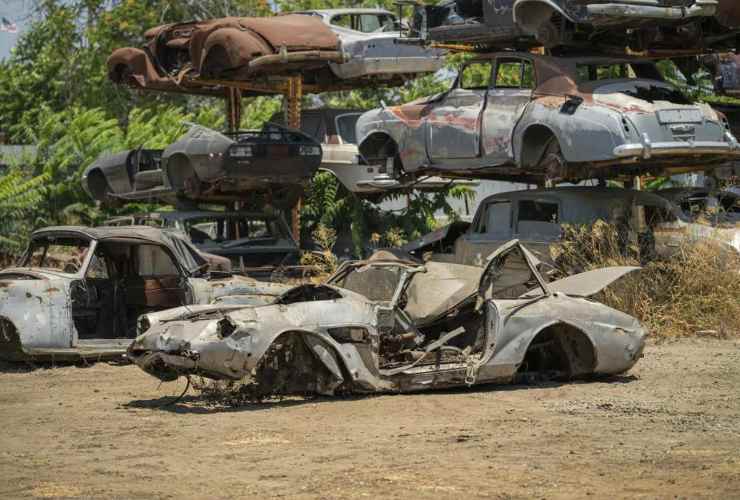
284, 75, 304, 242
225, 87, 242, 132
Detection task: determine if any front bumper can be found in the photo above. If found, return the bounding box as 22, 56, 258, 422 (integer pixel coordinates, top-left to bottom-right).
587, 1, 717, 21
613, 135, 740, 160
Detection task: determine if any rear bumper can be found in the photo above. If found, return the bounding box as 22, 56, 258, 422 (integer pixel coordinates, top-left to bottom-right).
587, 2, 716, 21
613, 135, 740, 160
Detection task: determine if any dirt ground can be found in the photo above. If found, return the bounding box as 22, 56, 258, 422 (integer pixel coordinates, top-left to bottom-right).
1, 339, 738, 499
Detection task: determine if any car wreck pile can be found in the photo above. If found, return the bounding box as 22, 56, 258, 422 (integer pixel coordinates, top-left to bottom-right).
2, 3, 740, 398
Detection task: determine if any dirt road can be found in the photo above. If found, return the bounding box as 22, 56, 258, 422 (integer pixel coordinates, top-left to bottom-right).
1, 339, 738, 499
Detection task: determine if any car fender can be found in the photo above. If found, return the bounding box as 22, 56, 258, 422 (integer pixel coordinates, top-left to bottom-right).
517, 101, 624, 163
0, 279, 73, 351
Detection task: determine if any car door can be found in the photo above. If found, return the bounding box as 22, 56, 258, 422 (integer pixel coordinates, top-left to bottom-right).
481, 56, 535, 164
426, 60, 493, 161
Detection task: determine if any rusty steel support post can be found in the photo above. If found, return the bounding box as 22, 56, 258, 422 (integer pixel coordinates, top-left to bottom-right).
285, 76, 303, 242
225, 87, 242, 132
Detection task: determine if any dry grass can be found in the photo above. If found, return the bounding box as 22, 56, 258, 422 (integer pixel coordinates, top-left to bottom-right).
552, 220, 740, 339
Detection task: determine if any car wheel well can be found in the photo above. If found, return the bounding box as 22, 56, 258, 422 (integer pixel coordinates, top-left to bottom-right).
253, 331, 349, 397
0, 316, 25, 362
201, 44, 229, 77
359, 132, 400, 165
85, 168, 113, 201
520, 125, 558, 168
165, 153, 198, 192
516, 323, 596, 382
514, 2, 571, 47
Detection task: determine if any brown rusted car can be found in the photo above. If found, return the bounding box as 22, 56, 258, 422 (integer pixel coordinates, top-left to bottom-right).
107, 12, 442, 94
357, 52, 740, 185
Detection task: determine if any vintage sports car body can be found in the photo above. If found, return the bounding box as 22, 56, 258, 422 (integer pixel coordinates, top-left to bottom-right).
357, 52, 740, 185
0, 226, 289, 362
128, 241, 646, 397
83, 124, 321, 208
107, 11, 443, 94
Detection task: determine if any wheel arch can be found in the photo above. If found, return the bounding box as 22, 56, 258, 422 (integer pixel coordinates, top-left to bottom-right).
516, 320, 598, 379
358, 131, 401, 163
164, 152, 197, 191
260, 329, 351, 390
84, 168, 113, 201
517, 123, 562, 168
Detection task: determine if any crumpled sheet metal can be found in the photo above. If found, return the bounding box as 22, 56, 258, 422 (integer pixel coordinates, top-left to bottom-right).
108, 14, 340, 93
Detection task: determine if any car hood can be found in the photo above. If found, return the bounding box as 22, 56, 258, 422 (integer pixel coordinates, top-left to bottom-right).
522, 267, 641, 298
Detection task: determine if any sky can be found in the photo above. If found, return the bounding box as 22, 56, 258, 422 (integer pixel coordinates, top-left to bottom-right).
0, 0, 33, 60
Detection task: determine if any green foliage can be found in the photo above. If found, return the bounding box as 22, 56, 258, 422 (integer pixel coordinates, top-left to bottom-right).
0, 169, 49, 254
0, 0, 471, 257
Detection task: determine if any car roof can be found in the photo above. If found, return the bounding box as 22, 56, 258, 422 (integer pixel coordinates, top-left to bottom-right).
479, 187, 675, 207
31, 225, 182, 244
114, 211, 281, 221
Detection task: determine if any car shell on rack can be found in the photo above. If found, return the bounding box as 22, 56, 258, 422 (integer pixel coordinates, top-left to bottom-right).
357, 52, 740, 185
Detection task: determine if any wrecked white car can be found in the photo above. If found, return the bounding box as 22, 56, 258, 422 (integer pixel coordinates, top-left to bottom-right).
0, 226, 289, 363
128, 241, 646, 397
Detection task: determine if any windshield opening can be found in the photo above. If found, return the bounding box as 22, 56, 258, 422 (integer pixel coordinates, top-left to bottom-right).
23, 236, 92, 274
334, 264, 405, 302
184, 216, 286, 246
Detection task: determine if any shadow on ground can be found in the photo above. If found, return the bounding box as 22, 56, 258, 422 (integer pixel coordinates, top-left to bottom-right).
122, 374, 639, 414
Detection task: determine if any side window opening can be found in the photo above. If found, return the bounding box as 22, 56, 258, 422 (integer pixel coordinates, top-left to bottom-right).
495, 59, 535, 89
475, 201, 512, 239
135, 244, 179, 277
460, 62, 493, 90
516, 200, 560, 239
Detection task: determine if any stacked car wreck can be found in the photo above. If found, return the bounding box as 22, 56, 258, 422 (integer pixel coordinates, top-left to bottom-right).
4, 2, 739, 399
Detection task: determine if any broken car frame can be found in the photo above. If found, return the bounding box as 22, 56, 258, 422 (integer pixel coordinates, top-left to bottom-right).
128, 241, 646, 397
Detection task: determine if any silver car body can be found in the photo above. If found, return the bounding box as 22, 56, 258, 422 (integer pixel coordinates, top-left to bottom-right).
128, 241, 646, 396
357, 52, 740, 185
409, 187, 740, 267
294, 9, 445, 81
0, 226, 288, 362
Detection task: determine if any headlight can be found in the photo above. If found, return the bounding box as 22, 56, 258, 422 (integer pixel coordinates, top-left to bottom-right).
230, 146, 253, 158
299, 145, 321, 156
216, 317, 237, 339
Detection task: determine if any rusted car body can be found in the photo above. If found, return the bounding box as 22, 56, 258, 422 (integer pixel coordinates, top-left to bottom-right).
357, 52, 740, 185
0, 227, 289, 362
128, 241, 646, 396
83, 124, 321, 208
104, 211, 301, 278
402, 187, 740, 266
410, 0, 728, 52
107, 12, 443, 94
